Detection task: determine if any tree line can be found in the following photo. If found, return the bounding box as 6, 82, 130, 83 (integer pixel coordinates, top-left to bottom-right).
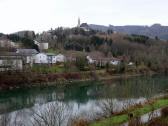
37, 27, 168, 73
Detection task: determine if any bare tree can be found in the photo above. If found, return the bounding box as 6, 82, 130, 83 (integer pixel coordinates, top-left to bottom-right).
122, 99, 136, 112
143, 83, 156, 122
0, 114, 11, 126
12, 110, 28, 126
97, 99, 116, 118
31, 102, 72, 126
128, 116, 142, 126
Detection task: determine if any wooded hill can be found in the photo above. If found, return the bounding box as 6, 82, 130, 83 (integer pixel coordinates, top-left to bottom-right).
1, 27, 168, 72
35, 27, 168, 72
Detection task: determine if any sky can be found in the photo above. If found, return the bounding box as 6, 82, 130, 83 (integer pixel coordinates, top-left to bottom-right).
0, 0, 168, 34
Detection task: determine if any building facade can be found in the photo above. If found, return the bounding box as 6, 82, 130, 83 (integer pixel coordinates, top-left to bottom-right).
33, 53, 48, 64
0, 53, 23, 71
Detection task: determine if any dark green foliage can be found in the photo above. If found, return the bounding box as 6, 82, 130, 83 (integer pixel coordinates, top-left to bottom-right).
7, 34, 39, 51
21, 38, 37, 49
124, 34, 149, 44
75, 56, 88, 71
161, 107, 168, 117
7, 34, 20, 42
117, 62, 127, 73
64, 42, 83, 51
91, 36, 104, 46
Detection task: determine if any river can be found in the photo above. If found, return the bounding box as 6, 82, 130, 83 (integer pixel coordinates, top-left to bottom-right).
0, 75, 168, 126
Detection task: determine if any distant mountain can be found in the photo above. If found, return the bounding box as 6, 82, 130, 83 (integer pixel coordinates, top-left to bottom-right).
89, 24, 168, 40
89, 24, 109, 32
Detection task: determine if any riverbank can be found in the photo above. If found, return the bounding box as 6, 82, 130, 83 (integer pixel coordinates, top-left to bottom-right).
0, 74, 168, 126
89, 96, 168, 126
0, 69, 156, 90
144, 113, 168, 126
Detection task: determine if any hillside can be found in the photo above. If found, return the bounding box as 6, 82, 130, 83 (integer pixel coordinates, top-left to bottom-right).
0, 27, 168, 72
89, 24, 168, 40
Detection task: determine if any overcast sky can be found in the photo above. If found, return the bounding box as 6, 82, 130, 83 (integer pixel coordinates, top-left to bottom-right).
0, 0, 167, 33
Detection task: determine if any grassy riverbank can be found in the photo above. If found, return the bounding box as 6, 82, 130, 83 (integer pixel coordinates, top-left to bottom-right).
144, 116, 168, 126
90, 97, 168, 126
0, 68, 151, 90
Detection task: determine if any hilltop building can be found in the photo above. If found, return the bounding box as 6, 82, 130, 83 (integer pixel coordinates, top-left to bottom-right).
77, 18, 91, 31
80, 23, 91, 31
77, 17, 81, 27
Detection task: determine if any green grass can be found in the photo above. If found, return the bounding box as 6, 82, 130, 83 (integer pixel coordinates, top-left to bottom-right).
90, 99, 168, 126
45, 48, 60, 53
91, 115, 128, 126
133, 99, 168, 116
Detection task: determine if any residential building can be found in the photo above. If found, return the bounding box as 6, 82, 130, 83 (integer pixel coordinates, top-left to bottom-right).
0, 52, 23, 71
86, 52, 121, 66
16, 49, 38, 66
33, 53, 48, 64
80, 23, 91, 31
46, 53, 57, 64
55, 54, 66, 63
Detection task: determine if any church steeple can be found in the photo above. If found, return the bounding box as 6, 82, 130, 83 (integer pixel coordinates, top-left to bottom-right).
77, 17, 80, 27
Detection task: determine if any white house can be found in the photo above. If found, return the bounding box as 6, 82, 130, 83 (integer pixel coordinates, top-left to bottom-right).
33, 53, 48, 64
86, 53, 121, 66
55, 54, 66, 63
33, 53, 66, 64
46, 53, 57, 64
46, 53, 66, 64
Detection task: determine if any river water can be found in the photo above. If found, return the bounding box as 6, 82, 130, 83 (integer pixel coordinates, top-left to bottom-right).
0, 75, 168, 126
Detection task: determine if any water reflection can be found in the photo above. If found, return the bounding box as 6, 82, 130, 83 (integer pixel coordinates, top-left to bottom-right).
0, 75, 167, 125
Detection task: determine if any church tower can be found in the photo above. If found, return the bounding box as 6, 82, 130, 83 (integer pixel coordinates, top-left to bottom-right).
77, 17, 80, 27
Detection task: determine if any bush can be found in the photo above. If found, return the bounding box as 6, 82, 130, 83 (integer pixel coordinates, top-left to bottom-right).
76, 56, 88, 71
161, 107, 168, 117
70, 119, 88, 126
128, 117, 141, 126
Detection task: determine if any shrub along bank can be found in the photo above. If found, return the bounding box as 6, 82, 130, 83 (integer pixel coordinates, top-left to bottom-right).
90, 98, 168, 126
